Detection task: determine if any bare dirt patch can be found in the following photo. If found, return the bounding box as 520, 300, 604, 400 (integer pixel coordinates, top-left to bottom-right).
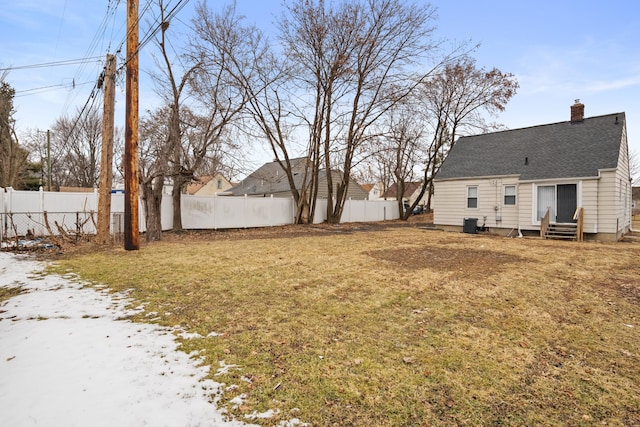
595, 275, 640, 305
366, 246, 522, 278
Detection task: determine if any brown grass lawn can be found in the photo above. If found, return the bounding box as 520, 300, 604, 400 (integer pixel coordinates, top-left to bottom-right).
49, 224, 640, 426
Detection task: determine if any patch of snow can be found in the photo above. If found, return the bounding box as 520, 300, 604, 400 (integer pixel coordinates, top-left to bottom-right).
229, 393, 248, 409
244, 409, 279, 420
0, 252, 257, 427
180, 331, 205, 339
276, 419, 311, 427
216, 360, 241, 376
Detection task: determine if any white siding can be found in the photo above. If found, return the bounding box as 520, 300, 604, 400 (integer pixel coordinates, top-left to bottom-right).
616, 127, 632, 232
433, 180, 463, 226
581, 179, 599, 234
597, 170, 619, 234
518, 183, 534, 229
595, 126, 632, 236
434, 177, 519, 229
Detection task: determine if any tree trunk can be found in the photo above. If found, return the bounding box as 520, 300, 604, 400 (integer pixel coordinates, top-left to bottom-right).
327, 175, 347, 224
141, 176, 164, 241
171, 173, 183, 231
425, 181, 434, 213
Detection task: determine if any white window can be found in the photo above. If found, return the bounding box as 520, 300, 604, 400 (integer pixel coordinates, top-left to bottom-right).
217, 179, 222, 189
504, 185, 516, 205
467, 186, 478, 208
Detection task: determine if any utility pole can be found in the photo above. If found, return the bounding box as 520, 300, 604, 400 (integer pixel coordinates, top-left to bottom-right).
124, 0, 140, 250
97, 54, 116, 245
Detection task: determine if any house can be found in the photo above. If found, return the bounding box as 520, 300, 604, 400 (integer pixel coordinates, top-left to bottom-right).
382, 182, 427, 207
632, 186, 640, 216
433, 101, 632, 241
185, 173, 233, 196
361, 182, 384, 200
228, 157, 368, 200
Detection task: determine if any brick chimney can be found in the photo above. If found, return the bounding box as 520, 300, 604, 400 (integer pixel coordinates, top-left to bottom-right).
570, 99, 585, 122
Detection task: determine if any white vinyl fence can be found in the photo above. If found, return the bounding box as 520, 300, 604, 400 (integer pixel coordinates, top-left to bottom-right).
0, 187, 400, 240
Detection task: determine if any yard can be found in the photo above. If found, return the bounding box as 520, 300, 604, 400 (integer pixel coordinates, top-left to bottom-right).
48, 222, 640, 426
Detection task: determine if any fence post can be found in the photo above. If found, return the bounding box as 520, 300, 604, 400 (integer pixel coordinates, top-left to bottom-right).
39, 186, 45, 216
244, 194, 248, 228
5, 187, 13, 214
270, 194, 273, 226
213, 194, 217, 230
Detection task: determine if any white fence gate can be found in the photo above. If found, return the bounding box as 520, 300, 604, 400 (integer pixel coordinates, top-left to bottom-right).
1, 187, 400, 240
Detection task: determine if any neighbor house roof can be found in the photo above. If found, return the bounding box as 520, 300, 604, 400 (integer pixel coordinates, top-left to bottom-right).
228, 157, 310, 196
185, 176, 214, 195
361, 183, 375, 193
382, 182, 422, 199
435, 113, 625, 181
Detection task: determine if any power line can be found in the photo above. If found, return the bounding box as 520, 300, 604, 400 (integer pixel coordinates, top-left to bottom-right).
114, 0, 155, 60
0, 57, 103, 72
56, 0, 192, 138
14, 81, 94, 98
118, 0, 192, 72
61, 0, 124, 120
58, 82, 103, 153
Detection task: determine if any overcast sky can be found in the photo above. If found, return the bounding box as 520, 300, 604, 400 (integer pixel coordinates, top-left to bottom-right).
1, 0, 639, 173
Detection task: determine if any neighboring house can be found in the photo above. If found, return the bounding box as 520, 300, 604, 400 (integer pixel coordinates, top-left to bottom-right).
185, 173, 233, 196
361, 182, 384, 200
228, 157, 368, 200
433, 101, 632, 241
382, 182, 426, 207
632, 186, 640, 216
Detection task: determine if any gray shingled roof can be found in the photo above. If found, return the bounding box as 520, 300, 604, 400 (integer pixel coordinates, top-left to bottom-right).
435, 113, 625, 181
229, 157, 310, 196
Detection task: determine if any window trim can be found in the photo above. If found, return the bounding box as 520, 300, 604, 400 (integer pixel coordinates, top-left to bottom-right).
467, 186, 478, 209
532, 181, 582, 225
504, 185, 516, 206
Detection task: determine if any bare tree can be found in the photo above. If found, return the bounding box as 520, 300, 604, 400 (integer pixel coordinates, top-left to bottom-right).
147, 0, 247, 233
191, 2, 316, 223
179, 107, 240, 182
380, 100, 427, 219
138, 107, 172, 241
149, 0, 202, 232
279, 0, 441, 223
49, 105, 103, 188
410, 56, 519, 214
0, 77, 29, 188
360, 138, 395, 199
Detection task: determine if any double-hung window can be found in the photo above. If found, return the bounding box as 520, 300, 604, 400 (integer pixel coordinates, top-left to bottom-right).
467, 186, 478, 208
504, 185, 516, 205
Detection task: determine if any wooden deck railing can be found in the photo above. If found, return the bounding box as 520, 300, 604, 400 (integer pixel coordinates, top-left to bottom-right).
573, 207, 584, 242
540, 208, 550, 238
